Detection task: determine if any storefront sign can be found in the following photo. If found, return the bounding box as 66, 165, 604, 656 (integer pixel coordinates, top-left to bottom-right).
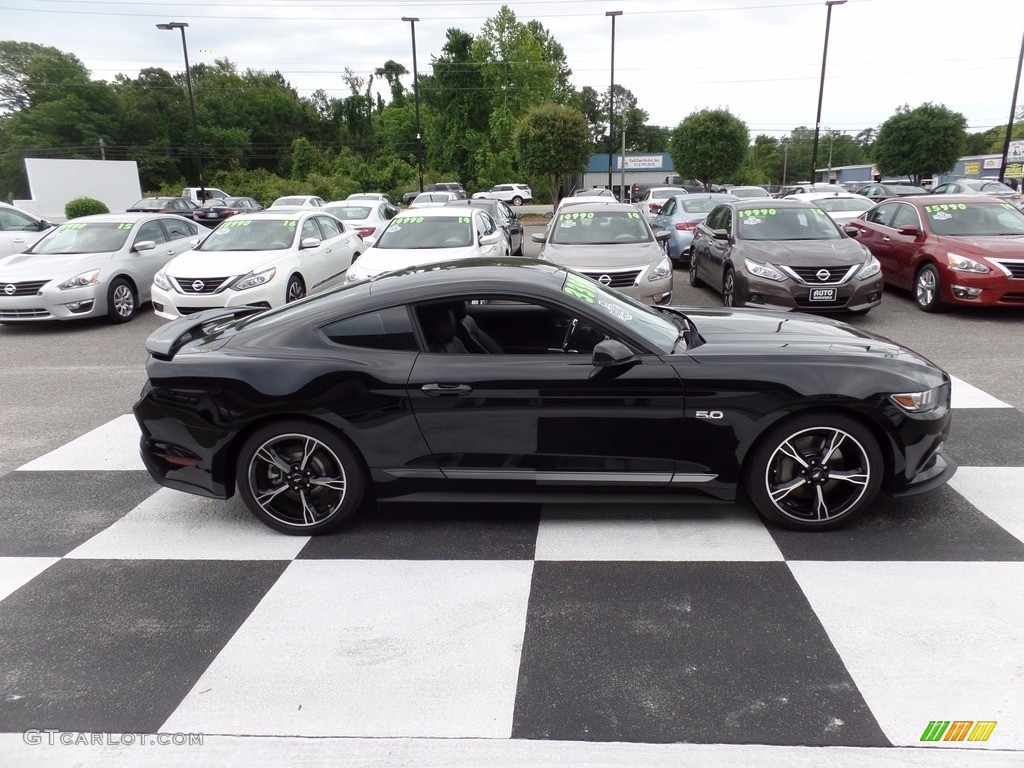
616, 155, 665, 170
963, 162, 980, 175
982, 158, 1002, 169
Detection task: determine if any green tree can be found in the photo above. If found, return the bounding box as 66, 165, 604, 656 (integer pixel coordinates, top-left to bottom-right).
514, 102, 590, 207
669, 109, 749, 190
873, 103, 967, 184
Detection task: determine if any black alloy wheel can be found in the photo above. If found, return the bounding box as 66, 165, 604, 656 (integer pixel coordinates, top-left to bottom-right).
106, 277, 137, 323
235, 420, 366, 534
743, 413, 883, 531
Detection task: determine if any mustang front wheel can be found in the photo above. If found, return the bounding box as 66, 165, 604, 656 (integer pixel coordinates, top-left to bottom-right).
235, 421, 366, 534
743, 413, 883, 530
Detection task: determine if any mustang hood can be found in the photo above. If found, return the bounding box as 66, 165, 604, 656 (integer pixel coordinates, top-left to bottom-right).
742, 239, 868, 265
0, 250, 116, 280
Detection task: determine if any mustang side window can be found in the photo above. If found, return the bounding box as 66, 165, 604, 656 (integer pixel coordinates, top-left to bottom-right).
321, 306, 417, 351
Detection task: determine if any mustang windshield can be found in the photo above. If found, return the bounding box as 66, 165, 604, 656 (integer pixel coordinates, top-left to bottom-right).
737, 207, 842, 241
560, 271, 678, 352
924, 202, 1024, 236
197, 219, 297, 251
31, 222, 131, 254
374, 215, 473, 249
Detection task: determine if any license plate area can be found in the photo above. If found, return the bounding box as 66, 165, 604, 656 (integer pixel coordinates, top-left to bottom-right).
809, 287, 837, 302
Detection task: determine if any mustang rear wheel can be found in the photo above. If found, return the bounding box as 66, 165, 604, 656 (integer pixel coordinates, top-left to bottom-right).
743, 413, 883, 530
235, 421, 366, 534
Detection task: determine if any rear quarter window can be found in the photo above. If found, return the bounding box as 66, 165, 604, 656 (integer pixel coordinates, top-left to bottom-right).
321, 306, 418, 351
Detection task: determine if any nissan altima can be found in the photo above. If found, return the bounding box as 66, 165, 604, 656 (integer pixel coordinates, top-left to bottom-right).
0, 213, 208, 323
134, 258, 955, 536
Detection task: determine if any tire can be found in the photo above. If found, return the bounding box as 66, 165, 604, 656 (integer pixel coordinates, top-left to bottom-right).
742, 412, 883, 531
511, 196, 523, 206
688, 252, 702, 287
513, 238, 524, 256
914, 264, 943, 313
722, 268, 737, 307
285, 275, 306, 303
106, 277, 137, 323
235, 420, 366, 535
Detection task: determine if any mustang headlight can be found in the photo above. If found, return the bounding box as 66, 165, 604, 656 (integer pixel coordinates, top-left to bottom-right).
231, 267, 276, 292
647, 256, 672, 282
744, 258, 786, 282
945, 252, 989, 274
890, 385, 945, 413
58, 270, 101, 290
153, 270, 172, 291
858, 254, 881, 279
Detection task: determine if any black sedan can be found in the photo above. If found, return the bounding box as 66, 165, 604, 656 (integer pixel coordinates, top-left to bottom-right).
134, 259, 954, 535
688, 199, 884, 313
192, 196, 263, 224
126, 197, 198, 218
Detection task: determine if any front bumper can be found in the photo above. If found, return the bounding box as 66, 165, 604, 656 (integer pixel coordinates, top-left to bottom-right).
152, 282, 277, 319
735, 269, 884, 313
0, 282, 106, 321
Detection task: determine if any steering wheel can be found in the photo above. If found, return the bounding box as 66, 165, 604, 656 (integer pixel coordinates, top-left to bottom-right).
561, 318, 579, 352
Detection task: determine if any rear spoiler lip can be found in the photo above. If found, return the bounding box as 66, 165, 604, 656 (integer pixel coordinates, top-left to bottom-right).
144, 306, 263, 361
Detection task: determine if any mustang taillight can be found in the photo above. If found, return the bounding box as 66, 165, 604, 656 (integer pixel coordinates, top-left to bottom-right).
675, 221, 698, 231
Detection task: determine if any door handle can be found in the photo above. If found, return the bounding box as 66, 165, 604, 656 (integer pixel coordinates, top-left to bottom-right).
882, 236, 892, 242
421, 383, 473, 396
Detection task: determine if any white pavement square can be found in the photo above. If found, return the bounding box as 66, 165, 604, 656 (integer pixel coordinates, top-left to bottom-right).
948, 467, 1024, 545
789, 561, 1024, 750
0, 557, 59, 602
534, 504, 784, 561
950, 376, 1012, 409
161, 559, 534, 738
66, 488, 310, 561
18, 414, 144, 471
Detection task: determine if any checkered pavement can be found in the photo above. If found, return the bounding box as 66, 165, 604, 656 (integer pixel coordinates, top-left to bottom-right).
0, 375, 1021, 767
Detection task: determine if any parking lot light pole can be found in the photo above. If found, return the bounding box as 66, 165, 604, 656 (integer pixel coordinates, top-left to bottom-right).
606, 10, 622, 193
999, 29, 1024, 184
810, 0, 846, 184
156, 22, 205, 199
402, 16, 424, 193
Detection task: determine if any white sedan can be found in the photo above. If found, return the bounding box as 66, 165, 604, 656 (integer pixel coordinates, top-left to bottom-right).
152, 210, 363, 319
346, 206, 506, 282
0, 201, 54, 257
785, 192, 875, 225
268, 195, 326, 210
322, 200, 399, 245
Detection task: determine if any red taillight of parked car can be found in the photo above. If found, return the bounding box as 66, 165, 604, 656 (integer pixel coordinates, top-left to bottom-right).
356, 226, 376, 238
649, 203, 662, 213
675, 221, 699, 231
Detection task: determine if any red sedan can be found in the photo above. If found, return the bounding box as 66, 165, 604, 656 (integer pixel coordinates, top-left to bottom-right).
847, 195, 1024, 311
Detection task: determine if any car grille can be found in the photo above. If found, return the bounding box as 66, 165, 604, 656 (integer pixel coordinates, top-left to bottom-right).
1, 279, 49, 296
784, 265, 858, 285
0, 307, 50, 318
578, 269, 641, 288
174, 277, 231, 294
993, 260, 1024, 279
1001, 293, 1024, 304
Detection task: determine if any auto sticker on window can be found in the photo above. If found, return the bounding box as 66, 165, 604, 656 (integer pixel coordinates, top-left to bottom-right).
598, 298, 632, 321
563, 274, 596, 303
560, 220, 577, 228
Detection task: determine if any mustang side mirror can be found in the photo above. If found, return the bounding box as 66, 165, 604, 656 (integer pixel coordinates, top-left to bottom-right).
592, 339, 638, 368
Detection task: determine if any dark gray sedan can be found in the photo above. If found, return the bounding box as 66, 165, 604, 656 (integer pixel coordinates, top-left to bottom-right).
688, 199, 883, 314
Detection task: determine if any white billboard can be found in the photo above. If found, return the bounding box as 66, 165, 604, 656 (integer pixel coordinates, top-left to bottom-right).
17, 159, 142, 222
1008, 140, 1024, 163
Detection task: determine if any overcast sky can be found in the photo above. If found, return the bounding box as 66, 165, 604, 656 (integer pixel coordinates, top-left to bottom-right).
3, 0, 1022, 140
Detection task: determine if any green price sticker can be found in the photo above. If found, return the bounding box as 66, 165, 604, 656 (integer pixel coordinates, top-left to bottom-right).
559, 211, 595, 221
924, 203, 967, 214
117, 223, 133, 230
282, 220, 297, 227
394, 216, 425, 224
458, 217, 470, 224
739, 208, 776, 217
563, 274, 596, 304
58, 223, 87, 231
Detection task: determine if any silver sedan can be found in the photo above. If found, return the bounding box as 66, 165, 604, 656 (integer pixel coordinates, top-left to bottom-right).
0, 213, 209, 323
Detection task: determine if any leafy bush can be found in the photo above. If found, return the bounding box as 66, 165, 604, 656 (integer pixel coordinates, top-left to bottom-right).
65, 196, 110, 219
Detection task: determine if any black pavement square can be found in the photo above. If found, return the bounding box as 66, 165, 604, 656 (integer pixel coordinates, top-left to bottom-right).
298, 502, 541, 560
945, 408, 1024, 467
512, 561, 889, 746
768, 484, 1024, 561
0, 559, 287, 733
0, 470, 158, 557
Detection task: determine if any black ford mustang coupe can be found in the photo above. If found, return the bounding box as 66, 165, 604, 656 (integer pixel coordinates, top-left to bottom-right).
134, 258, 955, 535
